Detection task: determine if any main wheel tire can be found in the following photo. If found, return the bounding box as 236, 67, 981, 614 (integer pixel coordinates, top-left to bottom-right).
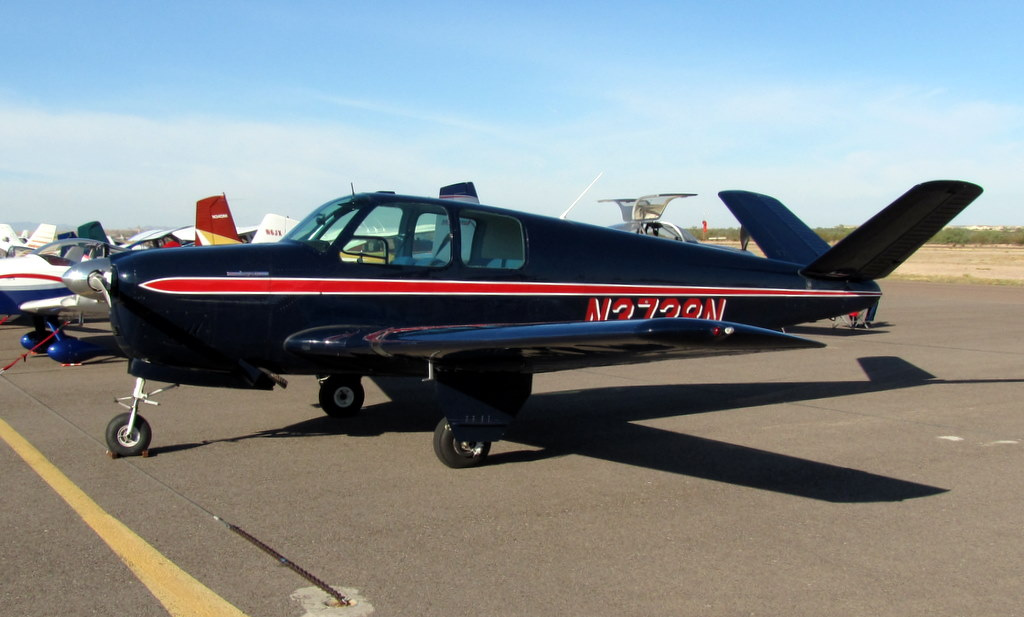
318, 375, 365, 417
105, 412, 152, 457
432, 418, 490, 468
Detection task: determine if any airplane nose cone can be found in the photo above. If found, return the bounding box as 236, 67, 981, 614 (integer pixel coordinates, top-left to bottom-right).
63, 257, 111, 300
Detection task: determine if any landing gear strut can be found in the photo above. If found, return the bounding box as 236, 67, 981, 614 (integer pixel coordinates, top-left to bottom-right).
107, 377, 177, 457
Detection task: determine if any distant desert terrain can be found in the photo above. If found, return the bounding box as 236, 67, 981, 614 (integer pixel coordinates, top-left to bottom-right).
716, 242, 1024, 285
890, 245, 1024, 285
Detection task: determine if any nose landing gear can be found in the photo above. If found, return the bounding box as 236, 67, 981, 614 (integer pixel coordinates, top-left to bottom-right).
106, 377, 177, 457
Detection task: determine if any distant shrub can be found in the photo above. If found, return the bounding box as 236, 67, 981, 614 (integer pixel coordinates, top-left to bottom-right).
684, 226, 1023, 246
932, 228, 972, 246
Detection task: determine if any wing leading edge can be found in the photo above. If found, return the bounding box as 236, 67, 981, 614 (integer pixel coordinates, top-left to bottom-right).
285, 318, 824, 373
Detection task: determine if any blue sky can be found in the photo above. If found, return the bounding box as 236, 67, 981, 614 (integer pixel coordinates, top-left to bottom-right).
2, 1, 1021, 229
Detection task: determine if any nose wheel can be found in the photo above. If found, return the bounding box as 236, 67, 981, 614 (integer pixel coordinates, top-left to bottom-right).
106, 377, 177, 457
105, 412, 152, 457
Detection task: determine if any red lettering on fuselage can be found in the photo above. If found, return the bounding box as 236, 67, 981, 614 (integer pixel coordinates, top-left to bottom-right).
702, 297, 723, 320
682, 298, 702, 318
610, 298, 635, 320
585, 297, 727, 322
585, 297, 612, 321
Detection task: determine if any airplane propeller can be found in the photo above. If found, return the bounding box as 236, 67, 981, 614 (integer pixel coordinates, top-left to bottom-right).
63, 257, 112, 304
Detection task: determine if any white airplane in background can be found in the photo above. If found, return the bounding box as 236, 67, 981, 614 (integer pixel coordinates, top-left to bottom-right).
14, 194, 242, 320
124, 226, 195, 249
0, 224, 21, 256
126, 196, 297, 248
242, 213, 299, 243
2, 223, 58, 257
0, 237, 122, 317
14, 196, 300, 364
601, 193, 703, 242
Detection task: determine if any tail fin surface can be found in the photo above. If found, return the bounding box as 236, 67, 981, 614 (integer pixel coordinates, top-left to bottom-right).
250, 213, 298, 244
439, 182, 479, 204
717, 190, 831, 264
25, 223, 57, 249
721, 180, 983, 282
195, 195, 242, 246
77, 221, 108, 243
801, 180, 982, 280
0, 224, 20, 246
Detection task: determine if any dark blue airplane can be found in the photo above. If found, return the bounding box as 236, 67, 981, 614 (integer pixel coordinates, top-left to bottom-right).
65, 180, 981, 467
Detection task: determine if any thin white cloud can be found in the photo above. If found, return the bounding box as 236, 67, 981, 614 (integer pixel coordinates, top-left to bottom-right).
0, 105, 468, 227
1, 79, 1021, 230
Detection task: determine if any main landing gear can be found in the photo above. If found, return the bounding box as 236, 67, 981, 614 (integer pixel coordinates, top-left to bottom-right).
432, 418, 491, 468
317, 375, 365, 417
105, 372, 529, 469
316, 375, 491, 468
315, 372, 529, 469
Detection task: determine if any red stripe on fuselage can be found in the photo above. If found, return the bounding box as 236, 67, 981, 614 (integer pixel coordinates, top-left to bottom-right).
139, 277, 881, 299
0, 273, 65, 283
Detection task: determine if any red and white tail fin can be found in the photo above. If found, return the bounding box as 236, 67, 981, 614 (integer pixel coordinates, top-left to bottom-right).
25, 223, 57, 249
194, 195, 241, 246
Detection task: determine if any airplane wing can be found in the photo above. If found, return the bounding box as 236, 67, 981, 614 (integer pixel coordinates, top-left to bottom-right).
284, 318, 824, 373
19, 293, 108, 317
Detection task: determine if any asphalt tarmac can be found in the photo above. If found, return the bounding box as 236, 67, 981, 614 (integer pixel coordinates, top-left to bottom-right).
1, 281, 1021, 617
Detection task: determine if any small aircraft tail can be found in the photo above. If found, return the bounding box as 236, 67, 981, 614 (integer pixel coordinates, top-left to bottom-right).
439, 182, 479, 204
25, 223, 57, 249
250, 213, 298, 244
717, 191, 831, 264
0, 224, 20, 249
803, 180, 982, 280
195, 195, 242, 246
77, 221, 109, 243
720, 180, 983, 281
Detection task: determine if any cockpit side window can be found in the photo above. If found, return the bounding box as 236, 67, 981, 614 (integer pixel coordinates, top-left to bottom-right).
459, 210, 525, 269
396, 209, 451, 266
339, 205, 402, 264
339, 202, 452, 267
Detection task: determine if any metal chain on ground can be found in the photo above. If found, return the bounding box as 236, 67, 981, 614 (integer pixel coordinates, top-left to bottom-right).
214, 516, 356, 607
1, 374, 357, 607
0, 320, 69, 375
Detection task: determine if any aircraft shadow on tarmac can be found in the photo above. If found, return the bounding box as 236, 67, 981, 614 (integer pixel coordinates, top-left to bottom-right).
148, 356, 1024, 504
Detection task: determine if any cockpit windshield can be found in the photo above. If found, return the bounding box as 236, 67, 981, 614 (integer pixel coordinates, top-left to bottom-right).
282, 195, 363, 251
30, 238, 119, 267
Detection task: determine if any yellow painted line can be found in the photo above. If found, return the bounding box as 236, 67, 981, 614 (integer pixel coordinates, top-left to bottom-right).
0, 417, 250, 617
